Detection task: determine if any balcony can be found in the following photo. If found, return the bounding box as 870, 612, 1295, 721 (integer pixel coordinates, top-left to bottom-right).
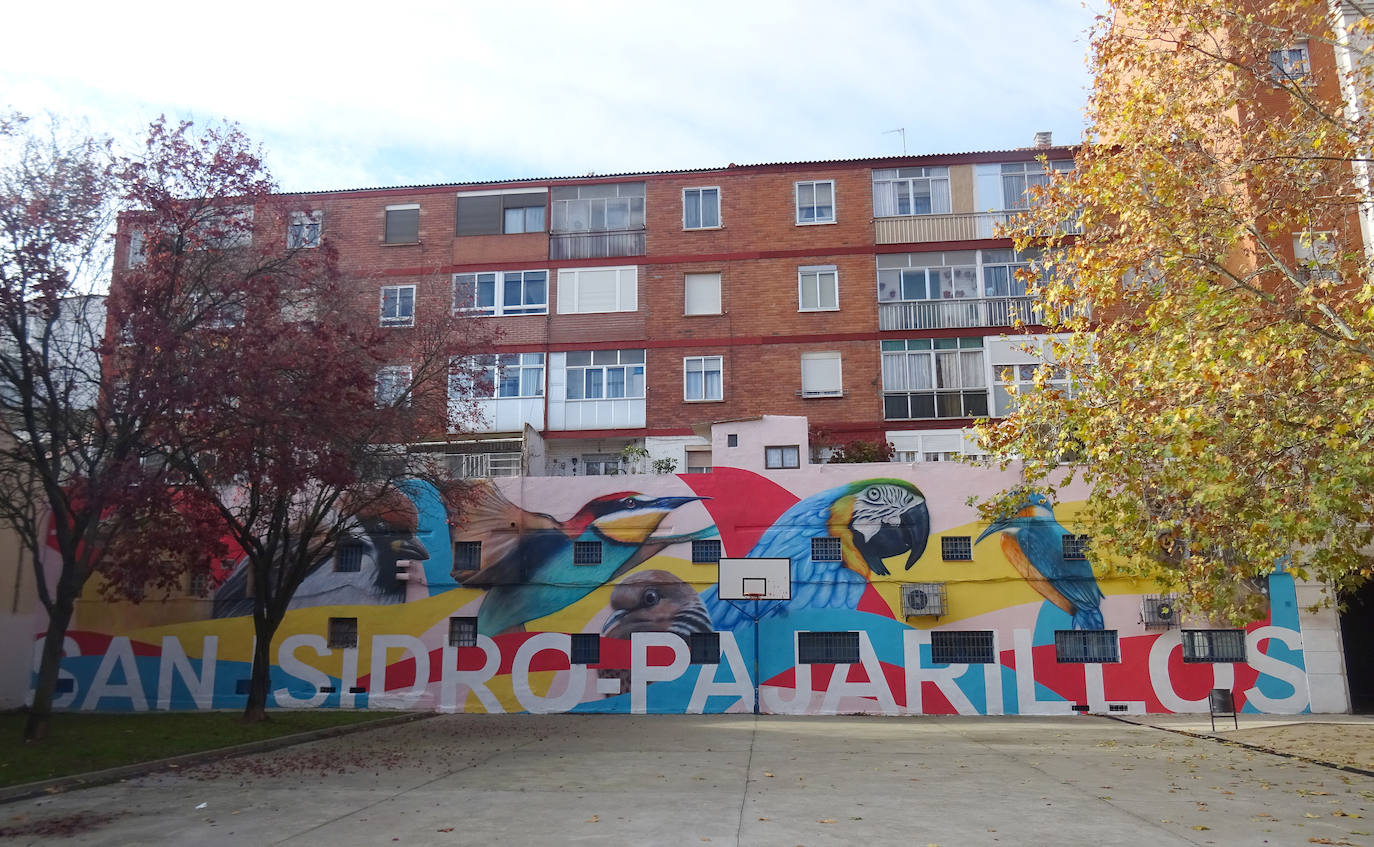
549, 230, 645, 260
874, 211, 1082, 245
880, 296, 1063, 330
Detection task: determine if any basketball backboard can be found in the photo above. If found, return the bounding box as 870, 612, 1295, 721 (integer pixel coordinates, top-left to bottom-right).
718, 557, 791, 601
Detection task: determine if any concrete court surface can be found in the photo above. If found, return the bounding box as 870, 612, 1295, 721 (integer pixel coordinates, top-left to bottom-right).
3, 714, 1373, 846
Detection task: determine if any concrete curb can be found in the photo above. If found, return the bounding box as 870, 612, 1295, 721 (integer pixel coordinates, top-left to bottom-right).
1107, 715, 1374, 779
0, 711, 437, 806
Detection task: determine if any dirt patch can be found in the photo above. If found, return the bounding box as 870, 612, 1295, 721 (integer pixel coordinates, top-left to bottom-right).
1223, 723, 1374, 771
0, 810, 126, 838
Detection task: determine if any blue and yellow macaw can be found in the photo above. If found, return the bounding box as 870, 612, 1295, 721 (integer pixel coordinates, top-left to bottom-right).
702, 479, 930, 629
975, 491, 1104, 629
456, 485, 715, 636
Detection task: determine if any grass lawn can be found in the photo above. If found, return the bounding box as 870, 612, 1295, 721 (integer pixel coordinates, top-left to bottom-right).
0, 710, 395, 788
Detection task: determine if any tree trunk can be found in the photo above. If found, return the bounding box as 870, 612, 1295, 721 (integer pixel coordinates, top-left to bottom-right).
24, 594, 76, 741
241, 611, 279, 723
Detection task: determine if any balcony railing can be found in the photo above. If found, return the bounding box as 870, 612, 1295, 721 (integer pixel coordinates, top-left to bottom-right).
549, 230, 646, 260
446, 452, 522, 479
874, 210, 1082, 245
879, 296, 1062, 330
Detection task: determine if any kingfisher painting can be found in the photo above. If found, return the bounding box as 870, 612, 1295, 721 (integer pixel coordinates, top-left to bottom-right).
975, 491, 1104, 629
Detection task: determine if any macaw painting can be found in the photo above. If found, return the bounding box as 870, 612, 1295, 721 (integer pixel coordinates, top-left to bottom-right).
33, 466, 1327, 716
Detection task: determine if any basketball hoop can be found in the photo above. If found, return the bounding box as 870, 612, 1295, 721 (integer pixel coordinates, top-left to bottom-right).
743, 592, 764, 602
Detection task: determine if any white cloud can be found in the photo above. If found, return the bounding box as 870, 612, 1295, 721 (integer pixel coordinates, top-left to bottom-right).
3, 0, 1097, 191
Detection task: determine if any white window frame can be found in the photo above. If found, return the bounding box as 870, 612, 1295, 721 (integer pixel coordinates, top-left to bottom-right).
798, 265, 839, 311
556, 266, 638, 315
288, 210, 322, 249
765, 445, 801, 469
683, 187, 721, 230
795, 180, 836, 225
1293, 230, 1338, 282
992, 362, 1071, 418
872, 167, 951, 217
453, 270, 549, 317
684, 272, 722, 316
1000, 162, 1072, 211
881, 337, 989, 420
457, 353, 545, 399
1270, 42, 1311, 84
375, 365, 412, 407
379, 284, 416, 327
684, 355, 723, 402
800, 352, 843, 398
565, 349, 646, 400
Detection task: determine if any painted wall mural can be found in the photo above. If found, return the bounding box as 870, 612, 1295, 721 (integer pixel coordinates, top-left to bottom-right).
35, 466, 1320, 715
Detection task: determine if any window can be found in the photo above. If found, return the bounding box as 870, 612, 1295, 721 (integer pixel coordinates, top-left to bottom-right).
795, 180, 835, 224
765, 445, 800, 469
192, 205, 254, 249
453, 270, 548, 317
811, 537, 842, 561
1270, 43, 1311, 84
456, 190, 548, 236
930, 630, 996, 664
384, 204, 420, 244
684, 356, 723, 402
992, 363, 1071, 417
684, 272, 722, 315
727, 434, 738, 448
460, 353, 545, 399
565, 349, 646, 400
1062, 535, 1090, 561
188, 572, 210, 598
1054, 630, 1119, 663
328, 617, 359, 649
1293, 231, 1338, 282
692, 539, 722, 563
881, 337, 988, 420
1182, 630, 1247, 663
380, 285, 416, 327
570, 633, 601, 665
579, 454, 622, 475
689, 632, 721, 664
798, 266, 839, 311
288, 210, 322, 248
683, 187, 721, 229
873, 167, 950, 216
453, 541, 481, 574
127, 229, 147, 267
1000, 162, 1071, 210
573, 541, 602, 565
449, 617, 479, 648
798, 631, 859, 664
375, 365, 412, 406
556, 266, 638, 314
941, 536, 973, 561
551, 183, 646, 234
335, 541, 366, 573
800, 352, 842, 397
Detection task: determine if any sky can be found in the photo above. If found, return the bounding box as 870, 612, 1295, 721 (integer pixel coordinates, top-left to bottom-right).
2, 0, 1102, 193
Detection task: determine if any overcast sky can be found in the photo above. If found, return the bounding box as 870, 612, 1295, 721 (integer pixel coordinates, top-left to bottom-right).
3, 0, 1101, 193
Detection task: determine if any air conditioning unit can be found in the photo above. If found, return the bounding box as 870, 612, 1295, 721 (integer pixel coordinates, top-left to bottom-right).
902, 582, 947, 617
1141, 594, 1179, 629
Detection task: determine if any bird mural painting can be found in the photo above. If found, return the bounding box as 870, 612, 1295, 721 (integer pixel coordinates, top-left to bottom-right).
974, 491, 1104, 630
597, 569, 714, 697
702, 479, 930, 630
455, 484, 717, 636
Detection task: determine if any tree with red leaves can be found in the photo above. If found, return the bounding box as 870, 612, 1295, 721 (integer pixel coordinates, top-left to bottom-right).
112, 118, 495, 722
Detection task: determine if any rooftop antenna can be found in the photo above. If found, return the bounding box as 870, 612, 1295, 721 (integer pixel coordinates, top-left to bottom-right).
884, 128, 907, 155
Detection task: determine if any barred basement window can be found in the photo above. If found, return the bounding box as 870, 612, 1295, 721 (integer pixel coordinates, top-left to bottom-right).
1182, 629, 1247, 663
188, 571, 210, 598
811, 537, 842, 562
1054, 630, 1118, 663
453, 540, 482, 573
570, 633, 600, 664
689, 632, 721, 664
930, 630, 995, 664
798, 631, 860, 664
573, 541, 602, 565
334, 541, 365, 573
328, 617, 358, 649
941, 536, 973, 561
1062, 534, 1090, 560
692, 539, 722, 563
448, 616, 478, 648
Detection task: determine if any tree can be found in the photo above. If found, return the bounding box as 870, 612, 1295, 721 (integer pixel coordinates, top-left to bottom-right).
111, 119, 497, 722
977, 0, 1374, 620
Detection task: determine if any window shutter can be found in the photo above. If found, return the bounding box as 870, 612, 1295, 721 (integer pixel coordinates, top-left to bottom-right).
684, 273, 721, 315
801, 353, 842, 396
577, 269, 619, 312
385, 208, 419, 243
502, 192, 547, 210
456, 195, 502, 236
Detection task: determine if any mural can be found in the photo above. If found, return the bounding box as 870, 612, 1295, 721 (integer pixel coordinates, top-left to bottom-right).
33, 467, 1321, 716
